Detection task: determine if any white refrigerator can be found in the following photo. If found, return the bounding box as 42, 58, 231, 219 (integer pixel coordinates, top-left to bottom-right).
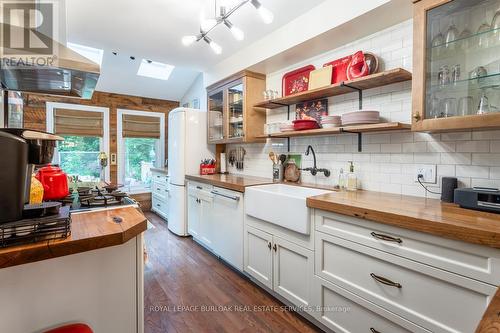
168, 108, 214, 236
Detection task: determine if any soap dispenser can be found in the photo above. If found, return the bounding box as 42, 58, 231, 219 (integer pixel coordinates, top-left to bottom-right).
346, 161, 357, 191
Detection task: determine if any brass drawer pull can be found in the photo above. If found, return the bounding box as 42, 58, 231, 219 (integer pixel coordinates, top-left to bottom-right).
370, 328, 381, 333
370, 232, 402, 244
370, 273, 402, 289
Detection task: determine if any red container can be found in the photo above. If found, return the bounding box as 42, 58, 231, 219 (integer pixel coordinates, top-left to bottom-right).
324, 55, 352, 84
36, 164, 69, 200
293, 119, 320, 131
282, 65, 316, 96
200, 164, 216, 175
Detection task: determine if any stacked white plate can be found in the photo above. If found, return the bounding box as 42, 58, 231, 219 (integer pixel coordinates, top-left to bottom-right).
341, 110, 380, 126
321, 115, 341, 129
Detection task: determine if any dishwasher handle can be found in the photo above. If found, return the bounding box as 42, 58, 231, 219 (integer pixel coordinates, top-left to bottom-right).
210, 190, 240, 201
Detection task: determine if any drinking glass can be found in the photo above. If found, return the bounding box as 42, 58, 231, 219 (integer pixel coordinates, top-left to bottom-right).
458, 96, 474, 116
428, 95, 441, 119
492, 10, 500, 45
478, 93, 490, 114
459, 29, 472, 50
440, 98, 457, 117
445, 22, 459, 48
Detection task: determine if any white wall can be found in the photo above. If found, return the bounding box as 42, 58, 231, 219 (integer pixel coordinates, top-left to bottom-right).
227, 19, 500, 199
205, 0, 393, 85
180, 73, 207, 111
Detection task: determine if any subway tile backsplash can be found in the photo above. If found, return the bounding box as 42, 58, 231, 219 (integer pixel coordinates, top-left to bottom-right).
227, 19, 500, 198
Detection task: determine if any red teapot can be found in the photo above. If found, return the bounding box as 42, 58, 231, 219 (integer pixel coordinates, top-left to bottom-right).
35, 164, 69, 200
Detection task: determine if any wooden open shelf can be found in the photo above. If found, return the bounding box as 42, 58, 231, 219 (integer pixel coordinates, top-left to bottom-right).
254, 68, 412, 110
256, 122, 411, 139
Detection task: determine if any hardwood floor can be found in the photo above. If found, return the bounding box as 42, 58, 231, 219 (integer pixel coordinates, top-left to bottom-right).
144, 212, 322, 333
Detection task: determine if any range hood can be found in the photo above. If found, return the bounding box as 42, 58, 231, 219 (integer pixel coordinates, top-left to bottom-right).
0, 24, 100, 99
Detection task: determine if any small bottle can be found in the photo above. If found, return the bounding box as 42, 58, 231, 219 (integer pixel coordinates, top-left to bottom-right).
338, 168, 346, 191
346, 161, 357, 191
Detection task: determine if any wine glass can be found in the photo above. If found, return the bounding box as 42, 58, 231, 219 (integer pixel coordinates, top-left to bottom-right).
477, 22, 491, 48
440, 98, 457, 118
445, 21, 459, 49
478, 93, 490, 114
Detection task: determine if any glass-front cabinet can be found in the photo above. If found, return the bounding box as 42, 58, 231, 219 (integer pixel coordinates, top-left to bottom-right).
412, 0, 500, 131
206, 71, 266, 144
208, 89, 224, 142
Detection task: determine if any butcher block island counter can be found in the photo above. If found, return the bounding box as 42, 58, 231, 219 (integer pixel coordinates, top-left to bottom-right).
0, 206, 147, 333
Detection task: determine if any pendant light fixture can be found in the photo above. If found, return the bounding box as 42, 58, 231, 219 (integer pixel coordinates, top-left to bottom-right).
181, 0, 274, 55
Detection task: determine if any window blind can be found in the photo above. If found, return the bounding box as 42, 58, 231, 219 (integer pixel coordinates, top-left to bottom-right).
122, 114, 161, 139
54, 108, 104, 137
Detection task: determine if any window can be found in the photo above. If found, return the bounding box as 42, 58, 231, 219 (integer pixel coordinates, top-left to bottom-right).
46, 103, 110, 182
118, 109, 165, 193
57, 136, 102, 182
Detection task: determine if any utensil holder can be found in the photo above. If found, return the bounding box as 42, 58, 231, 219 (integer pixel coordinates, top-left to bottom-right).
272, 164, 283, 182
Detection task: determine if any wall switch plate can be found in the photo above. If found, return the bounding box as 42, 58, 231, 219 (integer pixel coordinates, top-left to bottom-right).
415, 164, 437, 184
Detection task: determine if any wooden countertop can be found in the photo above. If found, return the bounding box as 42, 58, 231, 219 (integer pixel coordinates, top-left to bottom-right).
307, 190, 500, 249
0, 206, 147, 269
185, 174, 273, 192
150, 167, 168, 175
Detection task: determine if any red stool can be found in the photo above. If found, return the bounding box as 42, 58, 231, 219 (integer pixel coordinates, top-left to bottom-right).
43, 323, 93, 333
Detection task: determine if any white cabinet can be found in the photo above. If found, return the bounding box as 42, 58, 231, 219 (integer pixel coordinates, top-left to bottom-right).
151, 171, 169, 220
244, 224, 314, 308
244, 225, 273, 288
211, 187, 244, 270
187, 182, 214, 249
312, 276, 430, 333
187, 188, 200, 238
273, 236, 314, 308
313, 209, 500, 333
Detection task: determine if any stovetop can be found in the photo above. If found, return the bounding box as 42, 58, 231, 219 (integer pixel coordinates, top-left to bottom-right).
59, 187, 138, 213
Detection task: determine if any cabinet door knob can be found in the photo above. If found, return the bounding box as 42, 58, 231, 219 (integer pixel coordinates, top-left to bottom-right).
370, 273, 402, 289
273, 244, 277, 252
413, 113, 421, 121
268, 242, 272, 250
370, 328, 382, 333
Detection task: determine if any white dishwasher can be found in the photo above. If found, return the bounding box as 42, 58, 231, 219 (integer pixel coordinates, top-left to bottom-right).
210, 186, 244, 271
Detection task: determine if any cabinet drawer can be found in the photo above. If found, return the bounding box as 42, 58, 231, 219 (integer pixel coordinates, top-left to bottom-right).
152, 172, 168, 186
312, 276, 430, 333
152, 194, 168, 217
316, 231, 495, 333
152, 181, 168, 199
315, 210, 500, 285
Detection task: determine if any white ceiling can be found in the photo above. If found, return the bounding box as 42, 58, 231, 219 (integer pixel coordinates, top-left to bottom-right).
66, 0, 326, 101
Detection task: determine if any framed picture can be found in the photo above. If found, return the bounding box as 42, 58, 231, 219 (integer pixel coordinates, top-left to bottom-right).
295, 98, 328, 123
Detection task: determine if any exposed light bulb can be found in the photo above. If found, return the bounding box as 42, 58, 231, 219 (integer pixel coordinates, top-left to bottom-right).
257, 6, 274, 24
209, 40, 222, 54
224, 20, 244, 41
251, 0, 274, 24
181, 35, 197, 46
203, 37, 222, 55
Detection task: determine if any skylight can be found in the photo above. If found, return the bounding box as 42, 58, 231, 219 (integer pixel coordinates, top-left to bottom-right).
67, 42, 104, 66
137, 60, 175, 81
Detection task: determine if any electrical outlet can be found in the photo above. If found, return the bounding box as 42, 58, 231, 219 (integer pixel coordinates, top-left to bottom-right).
415, 164, 437, 184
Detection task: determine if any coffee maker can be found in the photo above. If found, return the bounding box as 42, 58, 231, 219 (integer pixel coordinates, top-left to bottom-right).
0, 129, 63, 223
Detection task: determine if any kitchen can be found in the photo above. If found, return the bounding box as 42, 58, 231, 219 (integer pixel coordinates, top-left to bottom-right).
1, 0, 500, 332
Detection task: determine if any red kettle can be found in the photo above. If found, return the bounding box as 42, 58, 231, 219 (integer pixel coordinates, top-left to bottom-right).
35, 164, 69, 200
